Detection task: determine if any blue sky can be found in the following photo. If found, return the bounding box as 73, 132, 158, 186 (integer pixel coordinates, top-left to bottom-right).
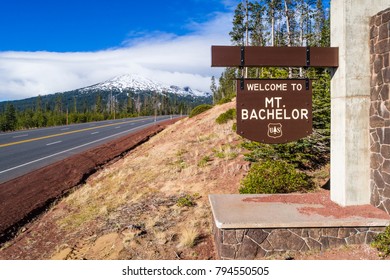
0, 0, 239, 101
0, 0, 236, 52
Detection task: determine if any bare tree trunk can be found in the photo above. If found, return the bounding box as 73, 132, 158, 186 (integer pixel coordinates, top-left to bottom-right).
271, 16, 275, 46
245, 0, 249, 78
284, 1, 292, 47
299, 1, 305, 77
284, 0, 293, 78
269, 0, 275, 46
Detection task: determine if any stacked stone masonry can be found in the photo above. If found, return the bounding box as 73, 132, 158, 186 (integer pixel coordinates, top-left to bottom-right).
370, 8, 390, 215
214, 224, 385, 259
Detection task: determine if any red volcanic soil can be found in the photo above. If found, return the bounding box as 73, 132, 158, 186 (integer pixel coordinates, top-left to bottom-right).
0, 118, 181, 243
243, 191, 390, 220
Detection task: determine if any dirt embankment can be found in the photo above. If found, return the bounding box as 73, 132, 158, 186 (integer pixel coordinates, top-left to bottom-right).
0, 119, 181, 244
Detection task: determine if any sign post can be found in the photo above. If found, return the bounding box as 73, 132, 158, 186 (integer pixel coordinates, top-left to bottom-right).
237, 79, 312, 144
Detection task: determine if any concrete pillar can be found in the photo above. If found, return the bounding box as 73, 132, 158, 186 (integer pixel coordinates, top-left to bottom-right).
330, 0, 390, 206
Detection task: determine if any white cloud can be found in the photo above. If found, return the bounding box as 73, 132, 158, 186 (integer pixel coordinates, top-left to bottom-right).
0, 11, 233, 102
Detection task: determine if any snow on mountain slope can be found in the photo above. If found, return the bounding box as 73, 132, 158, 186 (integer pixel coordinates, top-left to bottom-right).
80, 74, 210, 97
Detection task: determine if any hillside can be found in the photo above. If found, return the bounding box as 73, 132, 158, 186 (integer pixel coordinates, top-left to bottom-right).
0, 100, 384, 260
0, 100, 245, 260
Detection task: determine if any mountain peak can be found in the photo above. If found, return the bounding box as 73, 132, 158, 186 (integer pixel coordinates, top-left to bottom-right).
81, 73, 209, 97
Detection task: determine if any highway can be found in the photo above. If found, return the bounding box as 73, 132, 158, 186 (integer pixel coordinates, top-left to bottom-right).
0, 115, 177, 184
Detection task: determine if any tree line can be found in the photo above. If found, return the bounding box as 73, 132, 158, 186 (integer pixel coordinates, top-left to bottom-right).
0, 90, 208, 132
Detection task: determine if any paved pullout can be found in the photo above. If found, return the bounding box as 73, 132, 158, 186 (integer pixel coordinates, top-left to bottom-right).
0, 118, 182, 243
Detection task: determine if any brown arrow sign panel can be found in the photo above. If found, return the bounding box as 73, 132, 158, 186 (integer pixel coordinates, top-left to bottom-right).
236, 79, 312, 144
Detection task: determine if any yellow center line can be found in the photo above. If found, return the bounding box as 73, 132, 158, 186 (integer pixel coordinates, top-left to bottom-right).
0, 117, 152, 148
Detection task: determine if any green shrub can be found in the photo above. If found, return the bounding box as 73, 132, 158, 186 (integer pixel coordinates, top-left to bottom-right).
239, 160, 314, 194
177, 193, 200, 207
241, 129, 330, 170
189, 104, 213, 118
372, 226, 390, 257
216, 108, 236, 124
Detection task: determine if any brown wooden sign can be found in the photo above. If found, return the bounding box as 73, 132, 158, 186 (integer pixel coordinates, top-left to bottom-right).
211, 46, 338, 67
236, 79, 312, 144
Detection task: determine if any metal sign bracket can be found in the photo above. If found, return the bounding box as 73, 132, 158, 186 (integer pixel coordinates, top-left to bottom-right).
240, 46, 245, 90
306, 46, 311, 67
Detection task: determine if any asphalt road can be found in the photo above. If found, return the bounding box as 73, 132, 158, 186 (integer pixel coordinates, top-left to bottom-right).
0, 115, 178, 184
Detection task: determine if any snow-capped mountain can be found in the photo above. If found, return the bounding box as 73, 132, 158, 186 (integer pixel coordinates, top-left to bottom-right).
80, 74, 210, 98
2, 74, 212, 114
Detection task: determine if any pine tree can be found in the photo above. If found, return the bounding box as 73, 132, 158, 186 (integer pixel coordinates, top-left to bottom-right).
319, 12, 330, 47
4, 103, 17, 131
249, 1, 267, 47
229, 2, 246, 46
72, 96, 77, 113
313, 0, 325, 46
217, 67, 236, 102
54, 94, 63, 114
265, 0, 282, 46
126, 92, 133, 115
33, 95, 46, 127
210, 76, 218, 104
95, 93, 103, 114
135, 95, 142, 116
35, 95, 42, 113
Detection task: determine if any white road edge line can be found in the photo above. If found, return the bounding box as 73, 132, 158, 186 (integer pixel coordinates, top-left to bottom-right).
0, 121, 159, 175
12, 134, 29, 138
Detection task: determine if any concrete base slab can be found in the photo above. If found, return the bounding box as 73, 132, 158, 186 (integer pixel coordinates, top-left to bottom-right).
209, 192, 390, 259
210, 192, 390, 229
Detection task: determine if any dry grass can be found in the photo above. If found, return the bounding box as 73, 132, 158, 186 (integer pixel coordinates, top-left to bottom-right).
178, 226, 200, 248
307, 163, 330, 189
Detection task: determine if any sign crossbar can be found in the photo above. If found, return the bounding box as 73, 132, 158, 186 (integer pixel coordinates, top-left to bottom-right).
212, 46, 338, 68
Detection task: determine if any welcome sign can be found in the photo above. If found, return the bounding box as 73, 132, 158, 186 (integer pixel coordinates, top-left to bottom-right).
236, 79, 312, 144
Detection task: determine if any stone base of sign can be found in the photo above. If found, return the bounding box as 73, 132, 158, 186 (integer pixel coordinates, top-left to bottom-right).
213, 224, 385, 260
209, 193, 390, 259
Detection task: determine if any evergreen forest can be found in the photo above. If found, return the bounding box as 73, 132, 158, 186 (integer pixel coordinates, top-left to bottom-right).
0, 88, 211, 132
